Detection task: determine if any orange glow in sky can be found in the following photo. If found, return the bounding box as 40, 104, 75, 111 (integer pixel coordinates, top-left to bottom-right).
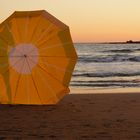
1, 0, 140, 42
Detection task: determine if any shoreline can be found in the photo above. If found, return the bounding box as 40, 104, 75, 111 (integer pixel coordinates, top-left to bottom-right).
70, 87, 140, 94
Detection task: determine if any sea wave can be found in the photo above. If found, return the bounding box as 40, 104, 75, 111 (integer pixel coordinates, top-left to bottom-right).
71, 80, 133, 83
70, 84, 140, 87
70, 80, 140, 87
102, 48, 140, 53
78, 55, 140, 63
70, 83, 140, 87
73, 72, 140, 77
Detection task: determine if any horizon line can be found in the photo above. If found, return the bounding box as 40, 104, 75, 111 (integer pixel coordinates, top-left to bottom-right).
74, 40, 140, 44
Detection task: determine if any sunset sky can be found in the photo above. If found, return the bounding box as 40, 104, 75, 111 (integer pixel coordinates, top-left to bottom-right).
1, 0, 140, 42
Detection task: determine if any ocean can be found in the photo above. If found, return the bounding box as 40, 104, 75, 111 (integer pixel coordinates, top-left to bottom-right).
70, 43, 140, 93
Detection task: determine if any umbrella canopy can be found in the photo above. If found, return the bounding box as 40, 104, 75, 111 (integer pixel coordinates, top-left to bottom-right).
0, 10, 77, 104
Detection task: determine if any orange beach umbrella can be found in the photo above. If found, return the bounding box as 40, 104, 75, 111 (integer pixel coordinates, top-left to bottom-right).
0, 10, 77, 104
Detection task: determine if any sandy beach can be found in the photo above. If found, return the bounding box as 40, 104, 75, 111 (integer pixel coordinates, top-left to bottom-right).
0, 93, 139, 139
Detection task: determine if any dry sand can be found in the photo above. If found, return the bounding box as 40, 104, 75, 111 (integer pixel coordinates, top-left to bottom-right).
0, 93, 140, 139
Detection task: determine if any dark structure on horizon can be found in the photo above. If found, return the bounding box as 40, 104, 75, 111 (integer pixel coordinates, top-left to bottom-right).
126, 40, 140, 44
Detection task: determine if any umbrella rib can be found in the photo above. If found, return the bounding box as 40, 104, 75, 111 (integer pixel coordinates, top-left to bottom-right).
15, 17, 22, 42
30, 74, 42, 104
27, 57, 63, 84
5, 56, 22, 57
24, 14, 29, 42
28, 41, 71, 55
39, 59, 72, 73
34, 23, 54, 44
28, 55, 77, 58
37, 30, 63, 47
0, 57, 23, 103
38, 42, 72, 51
0, 55, 25, 57
37, 68, 58, 101
1, 67, 14, 102
14, 58, 26, 101
25, 58, 43, 104
4, 23, 17, 44
37, 28, 68, 47
13, 72, 22, 101
2, 56, 23, 75
0, 56, 24, 103
0, 36, 12, 51
39, 56, 76, 58
25, 73, 30, 104
30, 15, 42, 42
37, 64, 61, 84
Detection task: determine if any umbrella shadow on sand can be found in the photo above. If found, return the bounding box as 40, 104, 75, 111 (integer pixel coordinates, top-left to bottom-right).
0, 22, 15, 103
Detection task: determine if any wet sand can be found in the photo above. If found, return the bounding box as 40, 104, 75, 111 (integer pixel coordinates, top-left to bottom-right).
0, 93, 140, 139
